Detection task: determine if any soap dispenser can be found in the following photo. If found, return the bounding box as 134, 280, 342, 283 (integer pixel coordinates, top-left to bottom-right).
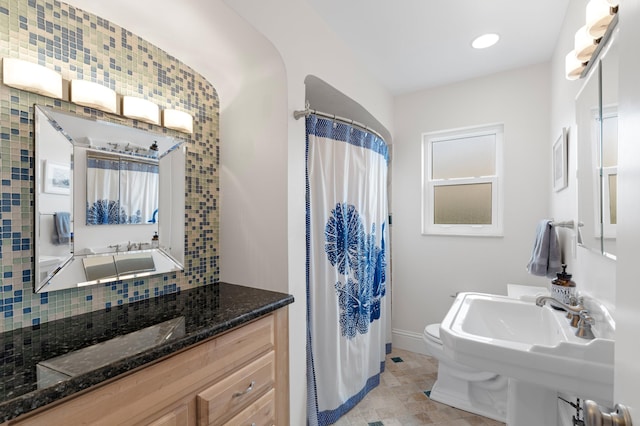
550, 264, 576, 306
151, 231, 159, 249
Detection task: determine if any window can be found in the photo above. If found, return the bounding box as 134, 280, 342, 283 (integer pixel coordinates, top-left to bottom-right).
422, 124, 503, 236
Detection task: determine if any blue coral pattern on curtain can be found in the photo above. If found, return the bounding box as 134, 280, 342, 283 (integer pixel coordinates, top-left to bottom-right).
306, 114, 391, 426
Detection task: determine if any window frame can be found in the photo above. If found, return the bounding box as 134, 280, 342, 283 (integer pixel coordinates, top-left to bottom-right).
421, 124, 504, 237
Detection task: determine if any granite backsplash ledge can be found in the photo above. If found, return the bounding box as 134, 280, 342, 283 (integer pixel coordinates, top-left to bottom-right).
0, 282, 294, 423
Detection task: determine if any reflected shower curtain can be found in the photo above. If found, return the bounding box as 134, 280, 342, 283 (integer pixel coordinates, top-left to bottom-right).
306, 114, 391, 426
119, 160, 159, 224
86, 156, 159, 225
86, 156, 121, 225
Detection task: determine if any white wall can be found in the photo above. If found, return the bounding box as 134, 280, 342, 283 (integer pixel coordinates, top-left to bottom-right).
392, 64, 552, 352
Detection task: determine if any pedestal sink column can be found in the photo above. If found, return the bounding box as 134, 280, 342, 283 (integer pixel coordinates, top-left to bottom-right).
507, 379, 557, 426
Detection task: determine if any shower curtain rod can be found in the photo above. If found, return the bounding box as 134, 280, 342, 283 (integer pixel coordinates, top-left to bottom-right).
293, 102, 385, 142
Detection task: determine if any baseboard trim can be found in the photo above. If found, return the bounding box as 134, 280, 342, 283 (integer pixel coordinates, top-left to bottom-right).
392, 328, 428, 355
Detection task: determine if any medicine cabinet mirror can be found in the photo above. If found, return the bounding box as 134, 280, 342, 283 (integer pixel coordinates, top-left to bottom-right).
576, 28, 618, 259
35, 105, 186, 293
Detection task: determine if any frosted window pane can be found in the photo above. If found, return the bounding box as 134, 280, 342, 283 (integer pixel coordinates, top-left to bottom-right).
608, 174, 617, 225
434, 183, 492, 225
602, 115, 618, 168
432, 134, 495, 179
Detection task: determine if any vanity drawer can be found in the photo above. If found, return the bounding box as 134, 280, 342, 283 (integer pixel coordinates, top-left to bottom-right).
223, 389, 275, 426
197, 352, 275, 425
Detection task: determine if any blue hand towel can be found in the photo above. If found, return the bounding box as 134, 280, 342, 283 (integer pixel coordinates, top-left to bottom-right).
526, 219, 562, 278
53, 212, 71, 244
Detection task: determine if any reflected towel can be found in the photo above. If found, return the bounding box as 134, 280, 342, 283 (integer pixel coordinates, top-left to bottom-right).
526, 219, 562, 278
53, 212, 71, 244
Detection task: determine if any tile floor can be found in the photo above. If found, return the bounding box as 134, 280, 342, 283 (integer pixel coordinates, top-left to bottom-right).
334, 348, 505, 426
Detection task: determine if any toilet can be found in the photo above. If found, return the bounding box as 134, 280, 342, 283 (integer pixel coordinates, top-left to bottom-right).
423, 323, 507, 422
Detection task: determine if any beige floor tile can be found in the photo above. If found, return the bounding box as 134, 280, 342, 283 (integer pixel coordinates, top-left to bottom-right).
337, 348, 505, 426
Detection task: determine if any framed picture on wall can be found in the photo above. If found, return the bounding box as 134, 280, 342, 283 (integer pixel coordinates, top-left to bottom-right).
44, 160, 71, 195
553, 127, 568, 192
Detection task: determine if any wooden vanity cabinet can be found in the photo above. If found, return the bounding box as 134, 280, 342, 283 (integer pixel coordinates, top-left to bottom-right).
7, 308, 289, 426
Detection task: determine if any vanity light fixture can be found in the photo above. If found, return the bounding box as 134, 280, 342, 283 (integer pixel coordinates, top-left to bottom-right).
574, 25, 597, 62
565, 50, 585, 81
70, 79, 117, 114
586, 0, 618, 38
471, 33, 500, 49
122, 96, 160, 125
565, 0, 618, 80
2, 58, 63, 99
162, 109, 193, 134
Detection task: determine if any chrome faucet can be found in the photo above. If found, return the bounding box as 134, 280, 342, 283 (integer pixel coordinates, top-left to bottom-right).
535, 296, 595, 340
535, 296, 583, 313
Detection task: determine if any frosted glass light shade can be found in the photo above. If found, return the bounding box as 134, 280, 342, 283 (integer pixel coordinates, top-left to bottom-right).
162, 109, 193, 134
2, 58, 62, 99
586, 0, 614, 38
575, 26, 597, 62
122, 96, 160, 125
565, 50, 585, 80
70, 80, 117, 113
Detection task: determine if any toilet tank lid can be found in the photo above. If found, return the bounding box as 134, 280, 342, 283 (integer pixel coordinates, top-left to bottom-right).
425, 323, 441, 340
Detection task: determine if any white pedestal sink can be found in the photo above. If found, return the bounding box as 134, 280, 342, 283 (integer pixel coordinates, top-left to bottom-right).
439, 292, 614, 425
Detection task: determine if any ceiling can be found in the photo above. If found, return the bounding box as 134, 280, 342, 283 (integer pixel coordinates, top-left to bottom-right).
307, 0, 571, 95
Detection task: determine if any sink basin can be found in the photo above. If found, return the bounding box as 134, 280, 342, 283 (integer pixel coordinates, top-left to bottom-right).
439, 292, 614, 402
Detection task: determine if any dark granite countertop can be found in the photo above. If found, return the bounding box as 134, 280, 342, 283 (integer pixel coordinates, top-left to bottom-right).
0, 282, 294, 423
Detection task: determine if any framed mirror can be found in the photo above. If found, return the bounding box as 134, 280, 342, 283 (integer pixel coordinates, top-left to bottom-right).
576, 28, 618, 259
35, 105, 186, 293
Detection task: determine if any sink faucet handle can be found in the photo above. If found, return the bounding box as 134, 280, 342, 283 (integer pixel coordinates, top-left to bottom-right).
579, 310, 594, 325
575, 310, 596, 340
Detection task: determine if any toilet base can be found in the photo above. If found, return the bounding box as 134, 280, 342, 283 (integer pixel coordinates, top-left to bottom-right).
428, 363, 507, 423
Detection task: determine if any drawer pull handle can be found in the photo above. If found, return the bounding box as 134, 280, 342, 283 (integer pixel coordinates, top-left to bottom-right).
233, 380, 255, 398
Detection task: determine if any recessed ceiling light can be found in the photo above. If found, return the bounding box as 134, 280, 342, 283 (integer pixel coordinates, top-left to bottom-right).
472, 33, 500, 49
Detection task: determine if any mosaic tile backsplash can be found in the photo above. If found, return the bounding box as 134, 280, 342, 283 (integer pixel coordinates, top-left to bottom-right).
0, 0, 220, 332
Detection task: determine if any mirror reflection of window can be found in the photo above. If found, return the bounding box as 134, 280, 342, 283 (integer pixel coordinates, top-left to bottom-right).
602, 110, 618, 168
608, 173, 617, 225
86, 154, 159, 225
601, 109, 617, 238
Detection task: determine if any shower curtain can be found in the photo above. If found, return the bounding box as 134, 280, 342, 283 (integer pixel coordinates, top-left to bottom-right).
306, 114, 391, 426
